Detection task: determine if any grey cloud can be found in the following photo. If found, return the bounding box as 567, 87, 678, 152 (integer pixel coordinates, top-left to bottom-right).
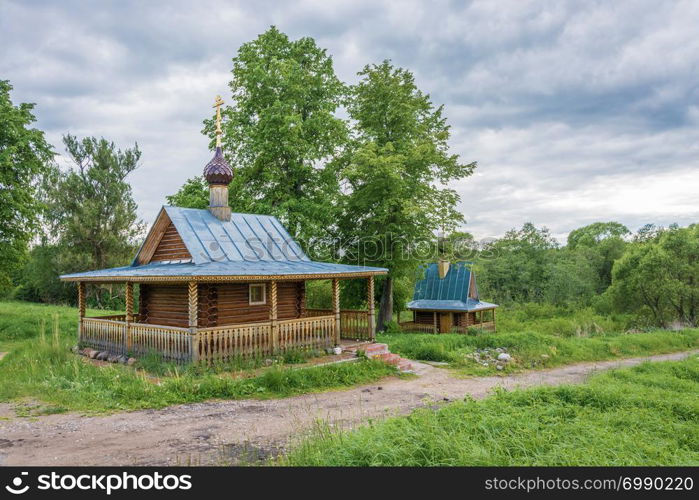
1, 0, 697, 243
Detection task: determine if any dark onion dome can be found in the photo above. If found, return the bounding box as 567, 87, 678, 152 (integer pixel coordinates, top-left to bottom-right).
203, 146, 233, 185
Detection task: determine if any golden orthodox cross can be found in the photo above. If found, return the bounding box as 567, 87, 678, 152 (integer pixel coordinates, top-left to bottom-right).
213, 95, 224, 147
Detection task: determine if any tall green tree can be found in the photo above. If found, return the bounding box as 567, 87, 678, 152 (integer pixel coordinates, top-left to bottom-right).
209, 26, 347, 242
0, 80, 54, 293
43, 135, 145, 306
568, 221, 629, 290
338, 61, 475, 329
609, 224, 699, 327
478, 223, 559, 304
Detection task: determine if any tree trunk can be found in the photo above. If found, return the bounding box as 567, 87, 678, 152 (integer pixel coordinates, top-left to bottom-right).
377, 277, 393, 331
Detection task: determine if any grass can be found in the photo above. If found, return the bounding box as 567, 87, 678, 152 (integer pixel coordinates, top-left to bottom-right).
0, 300, 396, 413
0, 300, 122, 351
385, 304, 699, 375
280, 356, 699, 466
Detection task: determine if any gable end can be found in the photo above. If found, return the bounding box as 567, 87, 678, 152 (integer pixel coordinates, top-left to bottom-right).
151, 222, 191, 262
135, 209, 192, 265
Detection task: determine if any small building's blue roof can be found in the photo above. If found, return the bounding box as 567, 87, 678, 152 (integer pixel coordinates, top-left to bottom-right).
407, 261, 498, 312
407, 299, 498, 312
61, 206, 387, 281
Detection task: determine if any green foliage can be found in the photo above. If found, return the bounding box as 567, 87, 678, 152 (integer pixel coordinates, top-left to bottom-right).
568, 221, 630, 249
382, 320, 402, 334
382, 304, 696, 375
165, 176, 208, 209
543, 249, 599, 305
281, 357, 699, 465
12, 244, 73, 304
0, 301, 121, 350
338, 61, 475, 327
439, 231, 477, 261
608, 224, 699, 327
35, 134, 145, 307
477, 223, 559, 303
0, 300, 395, 412
568, 221, 630, 290
0, 80, 54, 294
209, 26, 347, 243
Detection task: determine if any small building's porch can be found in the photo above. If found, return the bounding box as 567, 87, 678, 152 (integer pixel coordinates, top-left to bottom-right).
399, 308, 497, 334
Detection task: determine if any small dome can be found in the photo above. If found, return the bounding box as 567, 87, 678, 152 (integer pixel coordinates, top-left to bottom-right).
203, 147, 233, 185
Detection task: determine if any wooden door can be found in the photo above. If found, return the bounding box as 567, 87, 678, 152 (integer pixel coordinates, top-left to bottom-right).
439, 312, 452, 334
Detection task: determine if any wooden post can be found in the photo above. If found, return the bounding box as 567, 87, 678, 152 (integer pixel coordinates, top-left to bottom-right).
188, 282, 198, 362
367, 276, 375, 341
125, 282, 134, 322
77, 282, 86, 319
77, 281, 85, 343
493, 308, 497, 332
433, 311, 438, 334
125, 282, 134, 354
188, 282, 198, 329
270, 281, 279, 353
332, 278, 341, 345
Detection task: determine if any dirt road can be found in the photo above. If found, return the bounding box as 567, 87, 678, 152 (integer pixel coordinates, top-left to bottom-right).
0, 350, 695, 466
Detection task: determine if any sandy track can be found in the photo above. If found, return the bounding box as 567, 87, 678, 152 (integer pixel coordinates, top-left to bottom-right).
0, 350, 695, 466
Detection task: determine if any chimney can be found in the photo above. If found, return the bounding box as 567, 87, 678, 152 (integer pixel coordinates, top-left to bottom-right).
203, 95, 233, 221
438, 258, 450, 279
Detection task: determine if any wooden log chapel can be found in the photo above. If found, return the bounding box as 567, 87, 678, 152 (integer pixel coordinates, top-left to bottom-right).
400, 260, 498, 333
60, 96, 387, 364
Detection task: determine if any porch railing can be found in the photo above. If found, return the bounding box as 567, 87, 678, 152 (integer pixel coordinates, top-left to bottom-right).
397, 320, 497, 334
80, 318, 192, 362
398, 321, 436, 334
129, 322, 193, 362
305, 309, 374, 340
79, 314, 336, 364
196, 322, 272, 363
80, 318, 129, 356
279, 315, 334, 352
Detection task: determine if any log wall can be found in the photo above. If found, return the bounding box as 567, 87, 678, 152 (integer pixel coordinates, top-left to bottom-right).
139, 282, 306, 328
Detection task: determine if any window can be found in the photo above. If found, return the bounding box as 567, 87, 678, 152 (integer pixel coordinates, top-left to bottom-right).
249, 283, 266, 305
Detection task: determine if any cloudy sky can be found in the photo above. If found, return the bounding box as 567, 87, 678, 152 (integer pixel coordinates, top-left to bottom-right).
2, 0, 698, 242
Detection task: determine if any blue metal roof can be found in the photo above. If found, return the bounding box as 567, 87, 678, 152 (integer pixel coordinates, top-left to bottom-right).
407, 262, 498, 312
151, 206, 310, 265
407, 299, 498, 312
61, 206, 387, 280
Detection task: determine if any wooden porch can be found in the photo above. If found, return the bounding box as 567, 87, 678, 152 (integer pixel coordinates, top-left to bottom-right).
76, 277, 377, 364
399, 308, 497, 334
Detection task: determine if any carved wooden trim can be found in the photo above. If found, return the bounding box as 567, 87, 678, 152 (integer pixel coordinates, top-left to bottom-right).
61, 270, 387, 283
367, 276, 375, 341
125, 282, 134, 322
332, 278, 341, 345
78, 282, 86, 319
270, 281, 278, 321
270, 281, 279, 352
188, 282, 198, 328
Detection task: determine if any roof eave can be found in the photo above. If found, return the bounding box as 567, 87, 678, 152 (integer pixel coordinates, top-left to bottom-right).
59, 269, 388, 283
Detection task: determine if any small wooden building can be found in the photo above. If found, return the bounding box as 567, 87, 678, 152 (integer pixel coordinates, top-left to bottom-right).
401, 260, 497, 333
60, 97, 387, 363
